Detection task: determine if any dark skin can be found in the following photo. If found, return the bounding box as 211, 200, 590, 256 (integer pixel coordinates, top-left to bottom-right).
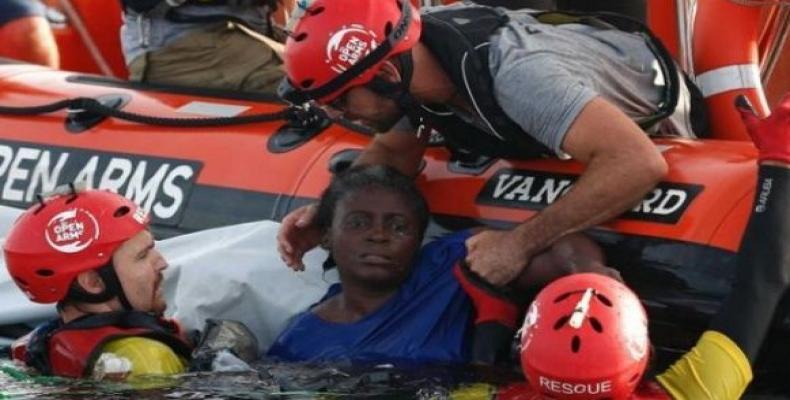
313, 188, 422, 323
312, 188, 621, 324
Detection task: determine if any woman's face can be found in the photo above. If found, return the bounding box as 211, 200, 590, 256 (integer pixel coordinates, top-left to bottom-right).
327, 187, 422, 292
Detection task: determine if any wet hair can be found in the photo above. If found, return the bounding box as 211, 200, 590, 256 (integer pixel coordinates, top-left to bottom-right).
315, 165, 430, 236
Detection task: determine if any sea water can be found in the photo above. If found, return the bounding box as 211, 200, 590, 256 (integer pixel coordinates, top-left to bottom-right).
0, 358, 522, 399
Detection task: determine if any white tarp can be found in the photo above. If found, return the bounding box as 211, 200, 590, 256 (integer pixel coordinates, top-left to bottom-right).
0, 205, 336, 351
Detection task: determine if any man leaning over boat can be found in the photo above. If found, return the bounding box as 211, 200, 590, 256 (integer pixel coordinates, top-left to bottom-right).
276, 0, 707, 288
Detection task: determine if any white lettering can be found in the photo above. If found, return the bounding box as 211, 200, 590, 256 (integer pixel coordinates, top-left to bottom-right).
652, 189, 687, 215
74, 156, 99, 188
125, 162, 169, 212
755, 177, 772, 213
3, 147, 40, 202
505, 176, 535, 201
154, 165, 192, 219
531, 178, 572, 203
492, 174, 521, 198
537, 377, 612, 395
99, 158, 133, 192
0, 145, 13, 177
633, 188, 662, 213
26, 151, 69, 202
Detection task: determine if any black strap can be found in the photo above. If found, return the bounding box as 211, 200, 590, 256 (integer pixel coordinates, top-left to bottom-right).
280, 0, 414, 104
534, 11, 681, 131
365, 52, 422, 117
63, 263, 133, 311
0, 96, 320, 127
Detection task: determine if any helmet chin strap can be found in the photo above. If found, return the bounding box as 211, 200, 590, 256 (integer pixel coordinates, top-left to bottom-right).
65, 262, 135, 312
365, 52, 422, 117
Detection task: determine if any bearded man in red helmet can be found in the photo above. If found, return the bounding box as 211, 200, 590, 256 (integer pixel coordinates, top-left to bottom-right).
275, 0, 707, 288
3, 186, 193, 380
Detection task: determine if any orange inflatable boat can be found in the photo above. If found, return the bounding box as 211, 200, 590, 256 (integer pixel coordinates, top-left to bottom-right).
0, 0, 787, 392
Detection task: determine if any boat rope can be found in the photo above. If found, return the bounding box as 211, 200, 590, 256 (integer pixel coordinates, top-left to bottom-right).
0, 97, 324, 128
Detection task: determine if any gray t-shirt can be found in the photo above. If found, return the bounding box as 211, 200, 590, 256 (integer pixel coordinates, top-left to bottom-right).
120, 4, 271, 65
424, 4, 693, 156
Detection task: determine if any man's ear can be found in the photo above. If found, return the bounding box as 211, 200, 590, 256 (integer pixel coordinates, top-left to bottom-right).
74, 270, 106, 295
376, 60, 402, 83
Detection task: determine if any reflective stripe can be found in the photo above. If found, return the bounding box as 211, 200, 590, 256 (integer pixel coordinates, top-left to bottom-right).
696, 64, 761, 98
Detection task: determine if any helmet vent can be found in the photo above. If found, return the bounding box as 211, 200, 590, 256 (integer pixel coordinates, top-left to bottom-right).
35, 269, 55, 277
384, 21, 393, 36
293, 32, 308, 42
300, 79, 315, 89
589, 317, 603, 333
596, 293, 613, 307
114, 206, 130, 218
553, 315, 570, 330
571, 335, 581, 353
554, 291, 575, 303
307, 5, 324, 16
629, 373, 640, 383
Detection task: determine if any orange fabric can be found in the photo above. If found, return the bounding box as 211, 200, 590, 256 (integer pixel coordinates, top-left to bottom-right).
0, 16, 59, 67
693, 0, 767, 141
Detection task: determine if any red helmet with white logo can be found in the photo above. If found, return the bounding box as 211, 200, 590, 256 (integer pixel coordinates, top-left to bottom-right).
278, 0, 422, 104
520, 273, 649, 400
3, 187, 149, 304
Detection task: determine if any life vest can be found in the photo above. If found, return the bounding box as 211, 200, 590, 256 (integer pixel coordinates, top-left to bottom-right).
414, 6, 684, 159
11, 311, 192, 379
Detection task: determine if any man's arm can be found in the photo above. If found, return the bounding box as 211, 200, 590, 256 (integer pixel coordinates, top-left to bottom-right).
511, 232, 621, 290
466, 97, 667, 285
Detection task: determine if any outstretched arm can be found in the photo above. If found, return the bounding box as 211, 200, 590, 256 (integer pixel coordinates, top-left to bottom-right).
657, 94, 790, 400
466, 97, 667, 285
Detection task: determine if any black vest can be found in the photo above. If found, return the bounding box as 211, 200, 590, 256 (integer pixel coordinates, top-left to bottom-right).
414, 6, 683, 160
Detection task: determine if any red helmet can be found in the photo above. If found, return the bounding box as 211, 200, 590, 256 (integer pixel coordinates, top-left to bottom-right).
3, 187, 149, 304
520, 273, 649, 400
279, 0, 422, 104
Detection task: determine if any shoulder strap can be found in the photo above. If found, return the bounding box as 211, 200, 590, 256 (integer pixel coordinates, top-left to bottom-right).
532, 11, 682, 131
420, 7, 552, 158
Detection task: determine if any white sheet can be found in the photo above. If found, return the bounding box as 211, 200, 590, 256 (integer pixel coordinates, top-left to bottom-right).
0, 205, 336, 351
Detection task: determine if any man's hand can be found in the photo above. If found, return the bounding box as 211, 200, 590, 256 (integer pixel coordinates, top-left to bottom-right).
276, 204, 322, 271
465, 229, 532, 286
737, 94, 790, 165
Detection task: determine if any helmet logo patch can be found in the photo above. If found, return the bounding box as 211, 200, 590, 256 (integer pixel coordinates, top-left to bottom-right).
45, 209, 99, 253
325, 25, 378, 74
133, 207, 148, 225
623, 313, 648, 361
520, 301, 540, 348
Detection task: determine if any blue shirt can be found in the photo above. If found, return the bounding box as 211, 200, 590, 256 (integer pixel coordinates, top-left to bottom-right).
266, 230, 473, 365
0, 0, 45, 27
